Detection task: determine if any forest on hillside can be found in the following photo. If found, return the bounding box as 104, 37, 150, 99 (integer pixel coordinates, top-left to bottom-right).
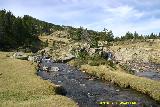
0, 10, 63, 51
0, 10, 160, 52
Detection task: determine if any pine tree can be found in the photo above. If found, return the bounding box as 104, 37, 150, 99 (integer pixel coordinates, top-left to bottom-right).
133, 31, 139, 39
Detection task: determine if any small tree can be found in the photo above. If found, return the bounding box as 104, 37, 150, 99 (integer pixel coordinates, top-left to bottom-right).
133, 31, 139, 39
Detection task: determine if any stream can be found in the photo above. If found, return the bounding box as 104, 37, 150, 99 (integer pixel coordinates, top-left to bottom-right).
37, 58, 160, 107
127, 62, 160, 81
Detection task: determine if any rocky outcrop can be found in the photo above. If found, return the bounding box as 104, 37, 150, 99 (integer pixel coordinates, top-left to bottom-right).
11, 52, 28, 60
38, 47, 52, 54
58, 54, 75, 62
112, 47, 160, 63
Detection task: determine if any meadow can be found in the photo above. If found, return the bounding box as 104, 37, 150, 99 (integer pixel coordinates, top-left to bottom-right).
0, 52, 77, 107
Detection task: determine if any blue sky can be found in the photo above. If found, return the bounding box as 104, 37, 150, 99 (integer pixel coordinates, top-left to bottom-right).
0, 0, 160, 37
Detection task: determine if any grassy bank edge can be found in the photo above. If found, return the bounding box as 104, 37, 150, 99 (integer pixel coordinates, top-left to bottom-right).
79, 64, 160, 102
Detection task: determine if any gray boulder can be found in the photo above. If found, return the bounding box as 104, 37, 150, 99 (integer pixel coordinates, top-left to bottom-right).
28, 56, 35, 62
12, 52, 28, 60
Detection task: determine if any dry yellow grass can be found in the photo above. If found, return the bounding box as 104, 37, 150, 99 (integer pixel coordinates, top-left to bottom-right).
80, 64, 160, 102
110, 39, 160, 63
39, 35, 70, 47
112, 39, 160, 49
0, 52, 77, 107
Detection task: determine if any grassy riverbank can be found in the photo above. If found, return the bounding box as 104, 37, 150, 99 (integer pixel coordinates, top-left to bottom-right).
69, 59, 160, 102
79, 64, 160, 102
0, 52, 77, 107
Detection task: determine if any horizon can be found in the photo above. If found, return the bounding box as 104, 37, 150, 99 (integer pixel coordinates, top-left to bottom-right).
0, 0, 160, 37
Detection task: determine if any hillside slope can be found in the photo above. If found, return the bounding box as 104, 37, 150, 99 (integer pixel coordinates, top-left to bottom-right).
111, 39, 160, 64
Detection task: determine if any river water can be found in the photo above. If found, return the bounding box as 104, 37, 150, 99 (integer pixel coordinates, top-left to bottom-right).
126, 62, 160, 81
37, 59, 159, 107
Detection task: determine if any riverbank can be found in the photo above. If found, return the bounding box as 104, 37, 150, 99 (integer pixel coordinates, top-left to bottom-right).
38, 57, 159, 107
0, 52, 77, 107
80, 64, 160, 102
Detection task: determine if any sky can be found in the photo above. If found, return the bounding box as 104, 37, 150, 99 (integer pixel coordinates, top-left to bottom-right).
0, 0, 160, 37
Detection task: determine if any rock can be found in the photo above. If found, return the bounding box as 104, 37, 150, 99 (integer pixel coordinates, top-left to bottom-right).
13, 52, 23, 57
12, 52, 28, 60
50, 67, 60, 72
55, 85, 67, 95
132, 68, 139, 73
44, 58, 51, 63
88, 77, 96, 81
88, 48, 96, 55
67, 70, 71, 73
63, 54, 75, 61
28, 56, 35, 62
103, 47, 108, 52
80, 84, 85, 87
42, 66, 48, 71
83, 43, 90, 49
82, 71, 86, 73
58, 81, 62, 83
102, 51, 113, 60
58, 54, 75, 62
116, 89, 120, 92
89, 78, 94, 81
39, 47, 51, 53
87, 92, 94, 98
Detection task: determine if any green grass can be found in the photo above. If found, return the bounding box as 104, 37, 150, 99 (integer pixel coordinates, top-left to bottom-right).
0, 52, 77, 107
80, 64, 160, 102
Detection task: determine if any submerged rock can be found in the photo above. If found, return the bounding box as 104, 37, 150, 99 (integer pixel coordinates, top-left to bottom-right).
50, 67, 60, 72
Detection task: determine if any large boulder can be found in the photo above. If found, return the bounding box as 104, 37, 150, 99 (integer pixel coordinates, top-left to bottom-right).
102, 51, 113, 60
12, 52, 28, 60
88, 48, 96, 55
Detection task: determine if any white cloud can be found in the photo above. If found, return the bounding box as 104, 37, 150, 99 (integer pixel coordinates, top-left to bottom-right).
107, 5, 133, 17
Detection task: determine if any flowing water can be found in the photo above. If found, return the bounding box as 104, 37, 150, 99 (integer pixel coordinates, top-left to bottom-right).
128, 62, 160, 80
135, 71, 160, 81
37, 58, 160, 107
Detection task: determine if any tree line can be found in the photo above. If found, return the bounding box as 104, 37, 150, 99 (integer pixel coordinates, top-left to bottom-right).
0, 9, 159, 51
0, 10, 63, 51
0, 10, 114, 50
67, 27, 114, 47
114, 31, 160, 41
